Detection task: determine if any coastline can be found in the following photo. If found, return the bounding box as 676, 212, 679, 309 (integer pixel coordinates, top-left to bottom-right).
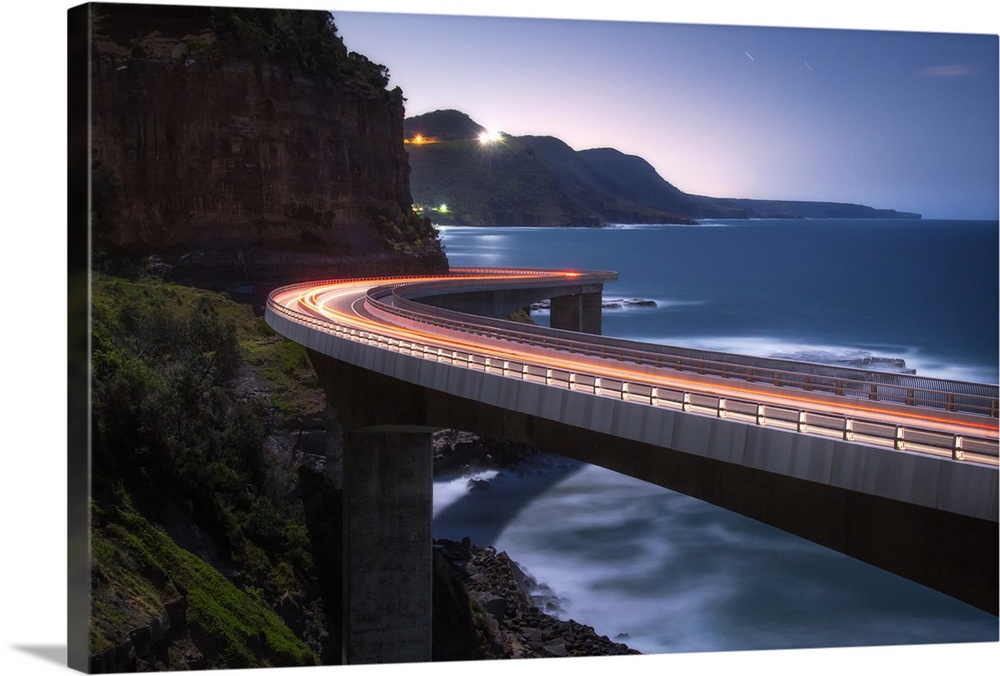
431, 430, 639, 658
434, 537, 640, 658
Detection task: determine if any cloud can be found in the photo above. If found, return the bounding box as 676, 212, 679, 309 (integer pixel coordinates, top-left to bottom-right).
920, 63, 977, 77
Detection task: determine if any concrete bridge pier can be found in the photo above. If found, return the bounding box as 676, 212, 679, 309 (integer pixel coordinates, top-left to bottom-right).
550, 292, 602, 334
307, 351, 436, 664
342, 426, 433, 665
300, 349, 998, 615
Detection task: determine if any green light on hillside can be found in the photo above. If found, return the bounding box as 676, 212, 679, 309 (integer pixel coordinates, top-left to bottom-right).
439, 204, 449, 214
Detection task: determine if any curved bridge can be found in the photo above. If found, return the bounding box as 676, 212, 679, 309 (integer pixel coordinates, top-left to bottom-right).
265, 268, 999, 634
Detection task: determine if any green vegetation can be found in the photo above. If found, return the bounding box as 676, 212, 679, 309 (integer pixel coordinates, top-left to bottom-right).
90, 274, 328, 667
91, 497, 316, 669
210, 7, 393, 96
407, 138, 579, 226
365, 204, 442, 253
405, 110, 920, 225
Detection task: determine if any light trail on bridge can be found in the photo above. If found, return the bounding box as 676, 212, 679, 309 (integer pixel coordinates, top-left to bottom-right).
269, 269, 999, 465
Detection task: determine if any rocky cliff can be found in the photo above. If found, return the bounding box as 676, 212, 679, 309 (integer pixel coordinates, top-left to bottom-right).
89, 4, 446, 297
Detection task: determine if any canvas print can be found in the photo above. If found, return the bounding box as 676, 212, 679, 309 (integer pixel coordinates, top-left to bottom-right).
68, 1, 999, 673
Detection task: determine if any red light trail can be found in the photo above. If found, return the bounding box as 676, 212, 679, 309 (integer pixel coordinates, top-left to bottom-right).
269, 270, 999, 463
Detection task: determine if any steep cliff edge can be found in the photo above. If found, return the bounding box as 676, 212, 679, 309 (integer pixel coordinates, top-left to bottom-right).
89, 4, 446, 296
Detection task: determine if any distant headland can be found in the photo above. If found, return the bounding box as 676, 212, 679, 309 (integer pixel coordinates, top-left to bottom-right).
404, 109, 922, 227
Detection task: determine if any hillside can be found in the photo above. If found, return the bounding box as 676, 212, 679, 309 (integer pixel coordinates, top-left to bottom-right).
525, 139, 700, 223
686, 195, 923, 220
405, 111, 697, 226
405, 133, 599, 227
404, 109, 920, 225
89, 275, 335, 670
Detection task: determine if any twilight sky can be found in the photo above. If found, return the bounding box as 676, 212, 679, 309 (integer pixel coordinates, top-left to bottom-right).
326, 3, 998, 220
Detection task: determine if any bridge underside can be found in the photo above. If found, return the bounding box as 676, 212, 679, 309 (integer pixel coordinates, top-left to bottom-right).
413, 283, 604, 333
311, 350, 998, 617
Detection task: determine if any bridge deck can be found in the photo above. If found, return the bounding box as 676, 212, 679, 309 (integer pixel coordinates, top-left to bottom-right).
265, 268, 999, 614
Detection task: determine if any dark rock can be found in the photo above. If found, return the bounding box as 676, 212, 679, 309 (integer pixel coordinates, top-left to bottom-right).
276, 592, 306, 634
432, 429, 541, 476
543, 638, 569, 657
433, 537, 641, 658
467, 478, 491, 491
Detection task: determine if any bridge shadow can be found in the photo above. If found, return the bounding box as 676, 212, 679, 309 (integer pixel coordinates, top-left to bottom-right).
431, 452, 586, 548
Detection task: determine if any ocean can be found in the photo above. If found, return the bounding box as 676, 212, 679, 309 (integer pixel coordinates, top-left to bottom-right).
432, 219, 999, 654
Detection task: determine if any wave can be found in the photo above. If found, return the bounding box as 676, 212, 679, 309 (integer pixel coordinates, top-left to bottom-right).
435, 458, 998, 655
432, 469, 499, 518
619, 334, 997, 384
605, 222, 736, 230
528, 297, 707, 315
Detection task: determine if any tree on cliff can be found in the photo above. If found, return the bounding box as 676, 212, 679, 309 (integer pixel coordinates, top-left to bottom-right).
89, 276, 334, 668
210, 7, 390, 89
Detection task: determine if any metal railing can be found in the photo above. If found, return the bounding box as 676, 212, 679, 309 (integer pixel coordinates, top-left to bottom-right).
265, 272, 999, 466
372, 278, 999, 419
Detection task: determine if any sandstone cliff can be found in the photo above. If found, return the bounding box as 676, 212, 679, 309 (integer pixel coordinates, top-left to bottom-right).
89, 4, 446, 297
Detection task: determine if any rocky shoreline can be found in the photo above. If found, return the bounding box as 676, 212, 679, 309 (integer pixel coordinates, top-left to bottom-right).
530, 297, 658, 312
434, 538, 640, 658
430, 429, 640, 659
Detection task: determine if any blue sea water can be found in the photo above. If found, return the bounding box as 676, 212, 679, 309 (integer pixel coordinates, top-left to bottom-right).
441, 219, 999, 383
432, 219, 999, 655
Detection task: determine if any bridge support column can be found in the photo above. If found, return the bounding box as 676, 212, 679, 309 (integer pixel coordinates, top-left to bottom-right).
343, 426, 433, 665
550, 292, 602, 334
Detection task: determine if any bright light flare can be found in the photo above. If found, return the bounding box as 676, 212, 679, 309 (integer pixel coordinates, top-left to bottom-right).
478, 129, 503, 144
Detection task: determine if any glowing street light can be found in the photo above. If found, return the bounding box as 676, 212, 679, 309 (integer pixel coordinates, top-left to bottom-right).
478, 129, 503, 144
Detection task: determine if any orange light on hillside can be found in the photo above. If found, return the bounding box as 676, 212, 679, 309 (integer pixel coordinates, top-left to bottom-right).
407, 134, 439, 145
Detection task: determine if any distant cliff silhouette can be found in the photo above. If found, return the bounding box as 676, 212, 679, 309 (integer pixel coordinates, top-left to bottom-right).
404, 109, 921, 226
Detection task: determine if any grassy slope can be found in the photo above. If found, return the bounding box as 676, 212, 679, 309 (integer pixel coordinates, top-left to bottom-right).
89, 274, 326, 668
88, 273, 504, 667
92, 274, 323, 416
91, 497, 316, 669
407, 138, 582, 226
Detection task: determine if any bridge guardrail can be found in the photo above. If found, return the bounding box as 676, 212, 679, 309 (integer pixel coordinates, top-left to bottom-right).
266, 281, 998, 466
373, 280, 999, 419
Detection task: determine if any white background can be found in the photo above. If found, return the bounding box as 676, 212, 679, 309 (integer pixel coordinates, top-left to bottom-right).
2, 1, 996, 675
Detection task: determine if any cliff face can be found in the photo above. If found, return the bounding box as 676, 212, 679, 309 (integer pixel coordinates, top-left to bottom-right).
90, 4, 446, 295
